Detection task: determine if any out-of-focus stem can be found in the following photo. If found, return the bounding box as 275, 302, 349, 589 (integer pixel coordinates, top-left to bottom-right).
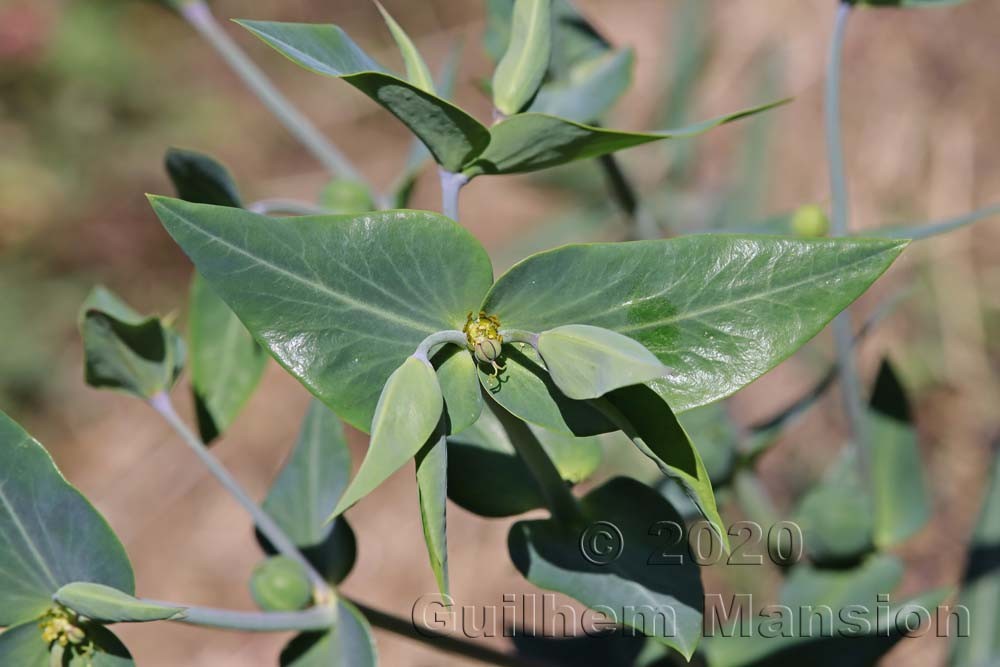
439, 168, 468, 221
180, 1, 362, 183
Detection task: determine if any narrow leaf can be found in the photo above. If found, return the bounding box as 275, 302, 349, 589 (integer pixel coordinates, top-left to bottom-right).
0, 411, 134, 627
149, 197, 492, 433
331, 357, 443, 517
263, 401, 352, 548
537, 324, 671, 400
526, 48, 634, 123
374, 2, 435, 94
164, 148, 242, 208
415, 431, 449, 596
464, 101, 789, 177
433, 345, 483, 435
492, 0, 552, 115
54, 583, 184, 623
598, 385, 728, 551
869, 202, 1000, 241
237, 20, 490, 171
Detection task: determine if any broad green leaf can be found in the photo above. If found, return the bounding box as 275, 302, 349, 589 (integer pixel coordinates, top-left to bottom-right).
264, 401, 351, 547
869, 359, 929, 549
149, 198, 492, 432
433, 345, 482, 434
952, 447, 1000, 666
54, 583, 184, 623
462, 101, 788, 177
250, 556, 313, 612
526, 48, 634, 123
492, 0, 552, 115
164, 148, 268, 443
795, 449, 874, 566
237, 21, 490, 172
331, 357, 443, 516
536, 324, 670, 400
0, 411, 133, 627
164, 148, 242, 209
415, 432, 449, 595
509, 477, 704, 659
599, 385, 727, 551
189, 276, 268, 443
79, 286, 185, 400
280, 600, 376, 667
482, 236, 907, 420
780, 554, 903, 609
374, 2, 435, 94
447, 406, 602, 517
0, 620, 134, 667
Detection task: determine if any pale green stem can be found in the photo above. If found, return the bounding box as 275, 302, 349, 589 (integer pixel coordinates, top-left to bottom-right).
413, 330, 468, 364
179, 1, 362, 183
485, 398, 582, 523
149, 392, 331, 597
825, 1, 869, 479
148, 599, 336, 632
439, 169, 468, 222
499, 329, 540, 348
247, 199, 329, 216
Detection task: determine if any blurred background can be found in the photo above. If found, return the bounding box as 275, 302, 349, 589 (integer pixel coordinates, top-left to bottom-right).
1, 0, 999, 665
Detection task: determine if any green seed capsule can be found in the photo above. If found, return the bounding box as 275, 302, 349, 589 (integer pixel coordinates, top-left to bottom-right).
464, 311, 505, 376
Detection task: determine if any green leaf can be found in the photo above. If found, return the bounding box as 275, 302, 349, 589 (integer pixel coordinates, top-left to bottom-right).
526, 48, 634, 123
869, 202, 1000, 241
164, 149, 268, 443
264, 401, 352, 547
483, 236, 907, 419
237, 21, 490, 172
256, 518, 357, 586
463, 101, 788, 177
478, 343, 614, 436
374, 2, 435, 94
447, 406, 602, 517
148, 197, 492, 433
952, 446, 1000, 666
78, 286, 185, 400
250, 556, 313, 612
795, 449, 874, 566
164, 148, 242, 208
331, 357, 443, 516
189, 275, 268, 443
509, 477, 704, 659
869, 359, 929, 549
280, 600, 376, 667
677, 404, 738, 487
433, 345, 483, 434
54, 583, 184, 623
536, 324, 670, 400
492, 0, 552, 115
0, 620, 134, 667
0, 411, 134, 627
415, 432, 449, 595
599, 385, 727, 551
781, 554, 903, 609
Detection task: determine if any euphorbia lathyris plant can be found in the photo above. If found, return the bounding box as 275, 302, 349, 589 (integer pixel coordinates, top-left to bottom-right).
4, 1, 995, 665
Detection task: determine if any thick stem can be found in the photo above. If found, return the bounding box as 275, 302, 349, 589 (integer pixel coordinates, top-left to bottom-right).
439, 168, 468, 222
485, 399, 582, 523
180, 1, 361, 182
498, 329, 540, 348
151, 600, 336, 632
149, 393, 331, 596
825, 2, 869, 477
413, 330, 468, 363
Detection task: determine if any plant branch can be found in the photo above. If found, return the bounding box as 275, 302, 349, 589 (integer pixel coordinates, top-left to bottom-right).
485, 398, 582, 523
439, 168, 468, 221
825, 1, 869, 476
149, 392, 332, 597
148, 599, 336, 632
350, 598, 547, 667
413, 330, 468, 363
179, 1, 362, 183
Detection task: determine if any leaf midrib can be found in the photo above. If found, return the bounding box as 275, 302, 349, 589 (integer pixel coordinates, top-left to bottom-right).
0, 476, 59, 592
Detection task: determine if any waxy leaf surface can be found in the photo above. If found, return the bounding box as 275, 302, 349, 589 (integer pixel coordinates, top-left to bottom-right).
491, 0, 552, 115
415, 432, 449, 595
280, 600, 376, 667
54, 583, 184, 623
149, 198, 492, 432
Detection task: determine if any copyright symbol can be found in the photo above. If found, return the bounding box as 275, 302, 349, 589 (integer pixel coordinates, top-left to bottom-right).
579, 521, 624, 565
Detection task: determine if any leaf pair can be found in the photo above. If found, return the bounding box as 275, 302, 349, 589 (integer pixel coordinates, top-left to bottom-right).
236, 18, 783, 179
